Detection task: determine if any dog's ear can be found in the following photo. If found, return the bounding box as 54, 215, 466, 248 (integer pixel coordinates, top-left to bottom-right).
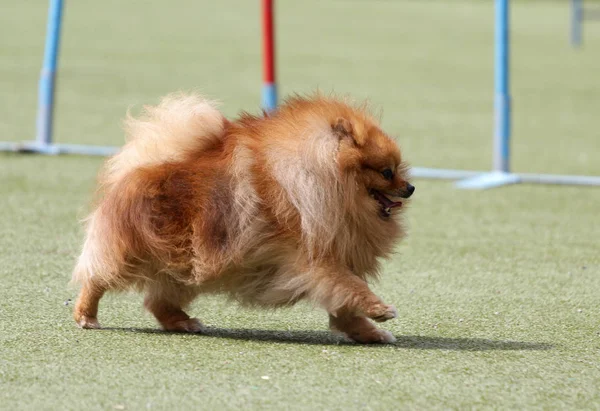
332, 117, 354, 140
333, 117, 366, 146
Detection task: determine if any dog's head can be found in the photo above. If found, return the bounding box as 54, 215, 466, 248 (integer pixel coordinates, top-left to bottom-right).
332, 114, 414, 219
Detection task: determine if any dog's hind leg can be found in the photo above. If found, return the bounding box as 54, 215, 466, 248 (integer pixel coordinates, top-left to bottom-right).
73, 279, 106, 329
143, 279, 204, 333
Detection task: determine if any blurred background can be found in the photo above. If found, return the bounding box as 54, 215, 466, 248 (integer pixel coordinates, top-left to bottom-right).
1, 0, 599, 176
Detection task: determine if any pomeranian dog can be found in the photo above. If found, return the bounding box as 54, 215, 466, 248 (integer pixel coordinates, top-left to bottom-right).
72, 93, 414, 343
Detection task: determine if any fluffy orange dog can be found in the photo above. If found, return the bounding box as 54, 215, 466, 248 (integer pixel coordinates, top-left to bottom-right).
72, 93, 414, 343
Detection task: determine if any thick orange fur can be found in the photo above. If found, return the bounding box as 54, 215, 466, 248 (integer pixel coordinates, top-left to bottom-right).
72, 92, 413, 343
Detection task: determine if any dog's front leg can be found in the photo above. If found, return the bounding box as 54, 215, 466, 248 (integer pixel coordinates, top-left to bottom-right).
329, 310, 396, 344
309, 266, 397, 343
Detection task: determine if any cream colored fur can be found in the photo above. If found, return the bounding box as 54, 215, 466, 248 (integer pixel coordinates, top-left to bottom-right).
103, 93, 225, 187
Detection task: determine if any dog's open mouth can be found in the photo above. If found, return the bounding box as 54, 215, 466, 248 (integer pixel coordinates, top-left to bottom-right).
369, 189, 402, 218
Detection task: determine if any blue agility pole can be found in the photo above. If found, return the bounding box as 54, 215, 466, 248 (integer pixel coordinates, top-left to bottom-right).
456, 0, 520, 189
0, 0, 118, 155
493, 0, 511, 174
36, 0, 63, 148
452, 0, 599, 188
570, 0, 600, 47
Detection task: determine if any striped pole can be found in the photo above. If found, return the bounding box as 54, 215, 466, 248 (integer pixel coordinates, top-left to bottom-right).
261, 0, 277, 111
493, 0, 511, 173
36, 0, 64, 147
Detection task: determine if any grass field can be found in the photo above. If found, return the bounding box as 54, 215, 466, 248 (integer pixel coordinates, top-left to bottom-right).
1, 0, 600, 409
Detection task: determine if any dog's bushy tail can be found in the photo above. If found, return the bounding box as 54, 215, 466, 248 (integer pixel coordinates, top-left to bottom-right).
72, 93, 225, 288
102, 93, 226, 187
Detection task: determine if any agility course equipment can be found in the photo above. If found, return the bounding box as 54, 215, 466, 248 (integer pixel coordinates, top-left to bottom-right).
571, 0, 600, 47
1, 0, 599, 189
0, 0, 118, 156
438, 0, 600, 189
262, 0, 277, 111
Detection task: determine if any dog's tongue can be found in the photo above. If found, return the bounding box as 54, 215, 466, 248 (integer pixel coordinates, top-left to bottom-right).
373, 191, 402, 208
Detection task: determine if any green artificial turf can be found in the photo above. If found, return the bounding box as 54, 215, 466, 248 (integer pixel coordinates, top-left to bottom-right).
1, 1, 599, 409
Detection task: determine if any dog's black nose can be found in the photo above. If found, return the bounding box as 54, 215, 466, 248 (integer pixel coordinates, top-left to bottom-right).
406, 183, 415, 197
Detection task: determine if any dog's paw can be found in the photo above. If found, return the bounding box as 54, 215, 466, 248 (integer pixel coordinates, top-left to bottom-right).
347, 328, 396, 344
76, 316, 101, 329
367, 304, 398, 323
163, 318, 205, 333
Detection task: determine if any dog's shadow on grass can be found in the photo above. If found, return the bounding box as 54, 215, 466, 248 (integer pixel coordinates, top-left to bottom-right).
104, 327, 552, 351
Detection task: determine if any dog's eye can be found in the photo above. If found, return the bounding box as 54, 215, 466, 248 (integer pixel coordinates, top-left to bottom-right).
381, 168, 394, 180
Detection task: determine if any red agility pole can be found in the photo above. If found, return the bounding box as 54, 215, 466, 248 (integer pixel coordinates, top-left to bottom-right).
261, 0, 277, 111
